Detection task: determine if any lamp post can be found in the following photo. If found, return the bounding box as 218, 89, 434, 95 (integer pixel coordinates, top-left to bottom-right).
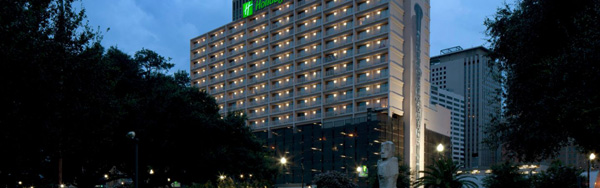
127, 131, 139, 188
589, 153, 596, 188
436, 143, 444, 160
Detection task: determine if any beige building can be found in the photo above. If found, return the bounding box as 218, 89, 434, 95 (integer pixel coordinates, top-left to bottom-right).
190, 0, 433, 178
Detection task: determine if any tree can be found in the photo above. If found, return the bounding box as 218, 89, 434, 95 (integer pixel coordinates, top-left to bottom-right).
483, 161, 530, 188
413, 158, 477, 188
485, 0, 600, 161
531, 161, 584, 188
313, 171, 358, 188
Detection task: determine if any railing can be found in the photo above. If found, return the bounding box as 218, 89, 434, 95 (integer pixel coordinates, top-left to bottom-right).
357, 0, 389, 12
358, 41, 388, 54
297, 100, 322, 109
296, 47, 322, 58
228, 48, 245, 57
228, 59, 246, 67
325, 9, 353, 23
191, 42, 204, 50
357, 71, 388, 83
215, 97, 225, 103
357, 102, 388, 112
250, 121, 269, 129
297, 87, 322, 96
298, 7, 322, 20
209, 87, 225, 94
358, 59, 388, 69
296, 113, 322, 121
228, 105, 246, 112
228, 93, 246, 100
228, 70, 246, 78
209, 77, 225, 84
297, 33, 322, 45
209, 66, 225, 73
270, 118, 293, 126
192, 52, 206, 59
325, 95, 353, 104
249, 64, 268, 72
209, 32, 225, 42
326, 108, 353, 117
325, 66, 353, 76
325, 22, 353, 36
273, 4, 294, 17
325, 38, 353, 50
271, 68, 293, 77
271, 94, 293, 102
249, 39, 268, 49
324, 51, 353, 63
357, 26, 389, 40
248, 110, 269, 118
272, 42, 294, 53
297, 59, 322, 71
356, 87, 388, 98
248, 76, 268, 84
248, 27, 268, 37
298, 20, 322, 33
272, 55, 294, 66
248, 15, 267, 26
298, 0, 319, 7
210, 55, 225, 63
271, 18, 292, 29
227, 82, 245, 89
249, 52, 267, 60
358, 11, 389, 26
228, 37, 245, 45
325, 80, 353, 90
271, 81, 294, 89
325, 0, 352, 9
249, 86, 269, 95
248, 100, 268, 107
271, 105, 294, 113
297, 73, 321, 84
191, 62, 204, 70
229, 24, 246, 34
272, 30, 294, 41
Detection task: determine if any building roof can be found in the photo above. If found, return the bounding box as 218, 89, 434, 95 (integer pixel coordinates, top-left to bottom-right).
431, 46, 490, 59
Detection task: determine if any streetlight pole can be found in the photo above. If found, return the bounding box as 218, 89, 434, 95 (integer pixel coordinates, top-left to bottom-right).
590, 153, 595, 188
127, 131, 139, 188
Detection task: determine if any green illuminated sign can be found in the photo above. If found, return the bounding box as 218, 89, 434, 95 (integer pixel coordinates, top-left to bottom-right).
358, 165, 368, 177
242, 1, 253, 18
242, 0, 284, 18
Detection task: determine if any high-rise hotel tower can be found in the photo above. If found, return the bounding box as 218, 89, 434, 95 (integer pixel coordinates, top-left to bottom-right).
190, 0, 432, 180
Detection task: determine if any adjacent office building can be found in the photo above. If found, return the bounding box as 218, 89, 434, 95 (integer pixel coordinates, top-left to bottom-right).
430, 46, 501, 169
430, 86, 465, 165
190, 0, 436, 184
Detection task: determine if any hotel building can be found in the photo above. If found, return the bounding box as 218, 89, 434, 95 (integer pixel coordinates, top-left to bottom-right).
430, 46, 501, 169
190, 0, 435, 183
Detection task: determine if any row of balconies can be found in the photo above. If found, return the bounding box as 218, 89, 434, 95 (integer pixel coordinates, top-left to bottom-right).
191, 0, 387, 50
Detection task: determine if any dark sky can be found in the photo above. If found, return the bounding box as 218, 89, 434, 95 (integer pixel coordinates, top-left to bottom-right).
81, 0, 506, 74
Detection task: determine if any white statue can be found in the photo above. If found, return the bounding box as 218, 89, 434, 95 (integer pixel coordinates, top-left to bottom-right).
377, 141, 399, 188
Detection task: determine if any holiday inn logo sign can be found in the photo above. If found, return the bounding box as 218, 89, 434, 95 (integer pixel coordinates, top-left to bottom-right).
242, 0, 285, 18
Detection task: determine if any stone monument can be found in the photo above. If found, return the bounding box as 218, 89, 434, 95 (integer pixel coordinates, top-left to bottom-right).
377, 141, 399, 188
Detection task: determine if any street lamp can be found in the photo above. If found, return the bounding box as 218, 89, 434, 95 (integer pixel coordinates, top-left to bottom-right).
589, 153, 596, 188
436, 144, 444, 153
280, 157, 287, 165
127, 131, 139, 188
219, 175, 226, 181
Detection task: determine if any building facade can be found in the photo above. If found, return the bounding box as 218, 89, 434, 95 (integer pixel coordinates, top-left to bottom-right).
430, 46, 501, 169
430, 86, 465, 165
190, 0, 433, 182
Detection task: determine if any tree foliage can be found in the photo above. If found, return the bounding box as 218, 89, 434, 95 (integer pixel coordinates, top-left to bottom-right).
531, 161, 584, 188
483, 161, 530, 188
0, 0, 275, 187
313, 171, 358, 188
485, 0, 600, 161
413, 158, 477, 188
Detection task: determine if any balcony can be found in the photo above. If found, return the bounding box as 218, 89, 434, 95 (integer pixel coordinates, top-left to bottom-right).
248, 100, 268, 107
249, 63, 268, 72
356, 87, 388, 98
248, 52, 268, 61
228, 93, 246, 100
325, 22, 353, 36
209, 76, 225, 84
191, 42, 204, 50
209, 87, 225, 94
271, 81, 294, 90
357, 0, 389, 12
228, 48, 245, 57
215, 96, 225, 103
271, 18, 293, 29
325, 8, 353, 23
357, 40, 388, 54
325, 80, 353, 90
248, 109, 269, 118
297, 73, 321, 84
297, 100, 322, 109
296, 113, 322, 121
210, 55, 225, 63
273, 4, 294, 17
297, 59, 322, 71
358, 11, 389, 26
191, 72, 203, 79
272, 42, 294, 53
357, 71, 388, 83
228, 105, 246, 112
228, 70, 246, 78
325, 0, 352, 9
208, 66, 225, 74
227, 82, 245, 89
271, 105, 293, 113
358, 59, 388, 69
272, 54, 294, 66
191, 62, 204, 70
248, 14, 268, 26
229, 24, 246, 34
249, 86, 269, 95
297, 20, 322, 33
248, 76, 268, 84
324, 51, 353, 63
296, 46, 322, 58
248, 27, 268, 38
273, 30, 294, 42
271, 94, 293, 102
325, 38, 353, 50
249, 38, 268, 49
297, 87, 322, 96
297, 7, 322, 20
326, 108, 353, 117
270, 118, 293, 126
191, 51, 207, 59
298, 0, 319, 7
250, 121, 269, 129
357, 26, 389, 40
325, 66, 353, 77
325, 94, 353, 104
356, 101, 388, 112
228, 59, 246, 67
297, 33, 322, 45
209, 32, 225, 42
229, 36, 245, 45
271, 68, 293, 77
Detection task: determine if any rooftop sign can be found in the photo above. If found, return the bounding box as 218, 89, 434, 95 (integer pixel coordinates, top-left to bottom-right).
243, 0, 284, 18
